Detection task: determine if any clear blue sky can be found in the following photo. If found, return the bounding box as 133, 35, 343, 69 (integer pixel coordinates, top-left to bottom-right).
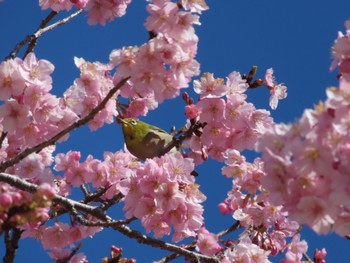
1, 1, 350, 262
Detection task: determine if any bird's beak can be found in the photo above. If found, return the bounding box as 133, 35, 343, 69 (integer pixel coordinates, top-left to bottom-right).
117, 116, 127, 125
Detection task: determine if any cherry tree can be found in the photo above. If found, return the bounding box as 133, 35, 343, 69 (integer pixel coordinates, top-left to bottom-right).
0, 1, 347, 262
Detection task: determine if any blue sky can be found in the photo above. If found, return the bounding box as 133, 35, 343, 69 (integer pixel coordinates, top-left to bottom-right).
1, 1, 350, 262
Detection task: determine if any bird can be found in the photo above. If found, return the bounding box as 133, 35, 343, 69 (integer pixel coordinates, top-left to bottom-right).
118, 117, 177, 160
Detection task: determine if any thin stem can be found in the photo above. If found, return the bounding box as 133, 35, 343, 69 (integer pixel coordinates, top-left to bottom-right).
0, 77, 129, 173
25, 9, 83, 57
5, 9, 82, 60
217, 221, 241, 238
0, 132, 7, 148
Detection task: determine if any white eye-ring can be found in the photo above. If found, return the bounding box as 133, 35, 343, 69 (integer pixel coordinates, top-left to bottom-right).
130, 119, 137, 125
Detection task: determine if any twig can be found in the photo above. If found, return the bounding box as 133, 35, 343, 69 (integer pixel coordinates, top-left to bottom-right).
73, 209, 136, 227
57, 243, 83, 263
25, 9, 83, 57
217, 221, 241, 238
5, 10, 82, 60
153, 243, 196, 263
0, 132, 7, 148
3, 227, 23, 263
159, 120, 206, 157
0, 77, 129, 173
5, 11, 58, 60
302, 252, 314, 263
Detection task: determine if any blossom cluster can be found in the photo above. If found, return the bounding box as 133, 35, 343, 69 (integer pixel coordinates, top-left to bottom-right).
258, 82, 350, 237
121, 152, 206, 242
0, 182, 55, 232
257, 22, 350, 237
54, 150, 206, 242
184, 71, 275, 162
218, 150, 310, 261
39, 0, 132, 26
110, 0, 207, 117
330, 19, 350, 77
62, 57, 117, 131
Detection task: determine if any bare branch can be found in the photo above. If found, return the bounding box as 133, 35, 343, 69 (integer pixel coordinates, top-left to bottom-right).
5, 10, 83, 60
5, 11, 58, 60
0, 132, 8, 148
25, 9, 83, 56
217, 221, 241, 238
0, 77, 129, 173
3, 228, 23, 263
302, 252, 314, 263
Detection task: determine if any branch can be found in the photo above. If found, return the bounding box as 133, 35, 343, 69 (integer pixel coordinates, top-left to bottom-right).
0, 132, 8, 148
73, 209, 218, 262
25, 9, 83, 57
0, 172, 110, 221
5, 10, 83, 60
3, 228, 23, 263
5, 11, 57, 60
155, 222, 241, 263
0, 77, 129, 173
302, 252, 313, 263
217, 221, 241, 238
113, 224, 219, 263
57, 243, 83, 263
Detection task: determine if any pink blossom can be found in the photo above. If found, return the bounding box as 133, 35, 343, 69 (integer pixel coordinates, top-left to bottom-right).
109, 46, 139, 78
269, 83, 287, 110
226, 71, 249, 95
85, 0, 131, 25
185, 104, 199, 119
145, 1, 179, 34
54, 151, 81, 172
0, 59, 25, 100
0, 99, 30, 133
15, 153, 45, 179
19, 52, 54, 90
196, 227, 221, 256
293, 196, 335, 234
70, 0, 89, 8
39, 0, 73, 11
181, 0, 209, 14
265, 68, 287, 109
48, 248, 71, 261
36, 183, 56, 200
83, 157, 108, 187
126, 97, 149, 117
314, 248, 327, 263
0, 193, 13, 211
197, 98, 225, 123
221, 237, 270, 263
282, 234, 308, 263
41, 222, 72, 249
193, 72, 227, 98
224, 94, 253, 129
330, 20, 350, 71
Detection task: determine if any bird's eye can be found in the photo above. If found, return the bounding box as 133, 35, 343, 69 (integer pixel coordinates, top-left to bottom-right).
130, 119, 137, 125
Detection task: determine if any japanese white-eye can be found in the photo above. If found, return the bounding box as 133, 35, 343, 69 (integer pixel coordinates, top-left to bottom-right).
119, 118, 177, 160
